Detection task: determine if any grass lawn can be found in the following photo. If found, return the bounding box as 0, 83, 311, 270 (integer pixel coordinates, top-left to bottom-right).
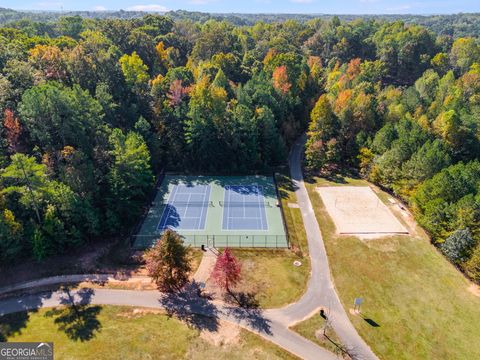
0, 306, 296, 360
231, 249, 309, 308
226, 174, 310, 309
291, 313, 346, 357
305, 175, 480, 360
190, 248, 204, 273
276, 173, 310, 258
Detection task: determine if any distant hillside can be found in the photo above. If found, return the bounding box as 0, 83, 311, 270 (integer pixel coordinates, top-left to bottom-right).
0, 8, 479, 37
0, 7, 151, 23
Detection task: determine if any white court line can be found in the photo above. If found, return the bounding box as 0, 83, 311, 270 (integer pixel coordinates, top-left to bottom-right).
227, 215, 261, 218
256, 185, 265, 230
175, 192, 206, 196
243, 192, 246, 218
258, 185, 269, 230
182, 193, 192, 219
220, 185, 270, 232
227, 185, 232, 230
197, 185, 208, 230
174, 185, 209, 230
158, 185, 179, 230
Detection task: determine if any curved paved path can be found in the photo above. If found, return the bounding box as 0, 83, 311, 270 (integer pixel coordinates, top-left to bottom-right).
0, 287, 336, 360
266, 136, 378, 359
0, 135, 377, 360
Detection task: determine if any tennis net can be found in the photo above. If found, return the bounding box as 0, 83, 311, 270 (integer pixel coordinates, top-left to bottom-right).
158, 201, 214, 207
219, 201, 271, 207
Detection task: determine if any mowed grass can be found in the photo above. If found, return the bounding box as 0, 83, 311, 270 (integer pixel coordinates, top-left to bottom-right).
291, 313, 345, 357
276, 173, 310, 258
231, 249, 309, 308
0, 306, 296, 360
227, 174, 310, 309
305, 175, 480, 360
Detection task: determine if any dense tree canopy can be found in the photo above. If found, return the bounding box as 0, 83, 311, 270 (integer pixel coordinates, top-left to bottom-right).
0, 12, 479, 283
304, 22, 480, 281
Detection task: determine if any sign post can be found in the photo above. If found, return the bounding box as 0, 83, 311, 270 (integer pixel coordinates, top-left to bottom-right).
353, 297, 363, 313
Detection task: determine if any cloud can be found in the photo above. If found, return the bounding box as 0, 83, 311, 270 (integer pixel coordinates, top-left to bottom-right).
386, 4, 413, 11
188, 0, 214, 4
126, 4, 168, 12
35, 1, 63, 9
385, 1, 427, 12
93, 5, 107, 11
290, 0, 314, 3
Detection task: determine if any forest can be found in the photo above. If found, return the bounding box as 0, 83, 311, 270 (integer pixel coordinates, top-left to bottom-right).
0, 11, 478, 283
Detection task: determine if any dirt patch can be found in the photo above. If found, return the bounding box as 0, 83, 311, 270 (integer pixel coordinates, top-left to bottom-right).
317, 186, 408, 238
467, 284, 480, 298
193, 250, 217, 284
199, 319, 240, 346
116, 308, 165, 318
79, 276, 157, 291
0, 238, 146, 288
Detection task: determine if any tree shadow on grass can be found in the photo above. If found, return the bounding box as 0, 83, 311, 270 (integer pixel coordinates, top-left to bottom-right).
223, 290, 260, 309
222, 290, 272, 335
45, 287, 102, 342
0, 311, 31, 341
159, 281, 219, 332
303, 166, 360, 185
276, 173, 299, 200
0, 288, 51, 341
223, 304, 272, 335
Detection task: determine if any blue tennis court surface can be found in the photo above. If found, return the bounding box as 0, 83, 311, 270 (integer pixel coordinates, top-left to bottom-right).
222, 185, 268, 230
157, 184, 211, 231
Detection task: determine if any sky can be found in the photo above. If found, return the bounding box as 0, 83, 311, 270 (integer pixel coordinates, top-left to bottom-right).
2, 0, 479, 15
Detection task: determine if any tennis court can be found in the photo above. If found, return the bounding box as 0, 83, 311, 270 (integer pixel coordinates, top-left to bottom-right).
157, 184, 211, 231
133, 175, 287, 249
222, 185, 268, 230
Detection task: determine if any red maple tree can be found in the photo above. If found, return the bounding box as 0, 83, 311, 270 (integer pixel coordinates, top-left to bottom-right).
211, 248, 242, 293
167, 79, 190, 106
3, 109, 21, 152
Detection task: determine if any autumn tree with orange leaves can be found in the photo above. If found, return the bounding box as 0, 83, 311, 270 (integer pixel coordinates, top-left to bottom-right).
272, 65, 292, 94
3, 109, 21, 153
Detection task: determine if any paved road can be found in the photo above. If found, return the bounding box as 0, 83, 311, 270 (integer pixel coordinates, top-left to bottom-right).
0, 287, 337, 360
266, 136, 378, 360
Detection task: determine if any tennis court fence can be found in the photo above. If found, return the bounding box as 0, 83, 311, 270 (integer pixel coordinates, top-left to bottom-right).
131, 234, 289, 249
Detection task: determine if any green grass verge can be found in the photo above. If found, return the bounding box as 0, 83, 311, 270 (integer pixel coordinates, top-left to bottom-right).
0, 306, 297, 360
291, 313, 346, 357
190, 248, 203, 273
231, 249, 309, 308
305, 175, 480, 360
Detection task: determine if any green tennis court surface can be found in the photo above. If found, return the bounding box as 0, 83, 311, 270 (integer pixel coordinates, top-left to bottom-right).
133, 175, 288, 249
